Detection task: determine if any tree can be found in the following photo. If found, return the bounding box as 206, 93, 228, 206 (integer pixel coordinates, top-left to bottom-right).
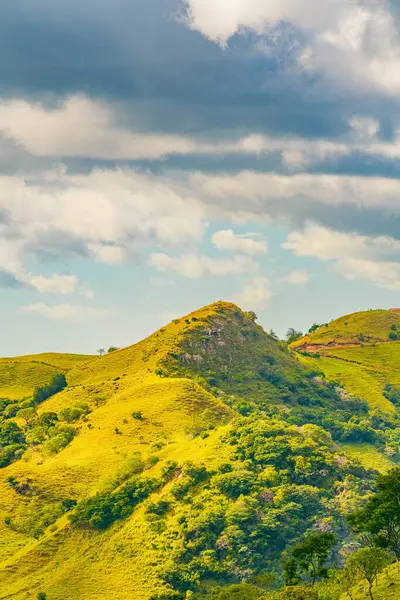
286, 328, 304, 344
97, 348, 106, 356
283, 533, 336, 584
348, 468, 400, 560
246, 311, 257, 322
17, 407, 37, 426
308, 324, 321, 334
345, 547, 389, 600
37, 593, 47, 600
108, 346, 120, 353
336, 559, 361, 600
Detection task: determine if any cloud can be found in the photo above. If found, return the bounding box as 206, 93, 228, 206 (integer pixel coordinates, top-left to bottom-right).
7, 97, 400, 172
0, 96, 211, 160
0, 168, 207, 296
282, 224, 400, 290
280, 270, 311, 285
212, 229, 268, 255
231, 277, 270, 311
182, 0, 400, 94
0, 96, 346, 162
25, 274, 93, 297
3, 165, 400, 301
150, 253, 252, 278
20, 303, 113, 321
190, 170, 400, 238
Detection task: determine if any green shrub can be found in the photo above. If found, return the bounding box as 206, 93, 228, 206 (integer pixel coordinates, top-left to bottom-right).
33, 374, 67, 405
70, 476, 160, 529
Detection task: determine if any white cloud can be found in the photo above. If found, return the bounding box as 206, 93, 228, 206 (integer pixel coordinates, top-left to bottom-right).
281, 270, 311, 285
25, 273, 93, 298
3, 165, 400, 301
182, 0, 400, 94
3, 96, 400, 170
0, 96, 202, 160
20, 303, 113, 321
150, 253, 252, 279
339, 259, 400, 291
191, 170, 400, 216
0, 95, 340, 162
0, 168, 207, 296
282, 224, 400, 290
212, 229, 268, 255
231, 277, 271, 311
87, 244, 128, 265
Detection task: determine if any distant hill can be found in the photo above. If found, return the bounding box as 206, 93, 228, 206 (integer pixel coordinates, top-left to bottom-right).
0, 353, 94, 400
293, 309, 400, 351
292, 309, 400, 413
0, 303, 399, 600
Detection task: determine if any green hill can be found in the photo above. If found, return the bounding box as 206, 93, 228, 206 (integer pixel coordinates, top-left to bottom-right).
0, 303, 399, 600
0, 353, 93, 401
292, 309, 400, 412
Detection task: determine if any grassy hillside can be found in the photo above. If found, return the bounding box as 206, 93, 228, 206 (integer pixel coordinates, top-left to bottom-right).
0, 303, 399, 600
293, 310, 400, 413
0, 353, 93, 400
294, 309, 400, 349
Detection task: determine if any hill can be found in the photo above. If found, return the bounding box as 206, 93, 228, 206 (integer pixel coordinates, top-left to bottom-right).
292, 309, 400, 412
0, 303, 399, 600
0, 353, 93, 401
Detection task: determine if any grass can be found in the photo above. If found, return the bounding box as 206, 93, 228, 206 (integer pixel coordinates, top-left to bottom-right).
341, 443, 395, 473
294, 312, 400, 412
0, 302, 398, 599
298, 353, 394, 412
0, 302, 240, 599
293, 309, 400, 348
345, 560, 400, 599
0, 353, 94, 400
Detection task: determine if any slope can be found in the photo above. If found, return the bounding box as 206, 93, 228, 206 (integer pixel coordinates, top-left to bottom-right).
0, 353, 94, 400
0, 302, 397, 600
293, 309, 400, 412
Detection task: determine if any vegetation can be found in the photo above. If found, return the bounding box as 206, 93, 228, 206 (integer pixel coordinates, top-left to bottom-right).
0, 303, 399, 599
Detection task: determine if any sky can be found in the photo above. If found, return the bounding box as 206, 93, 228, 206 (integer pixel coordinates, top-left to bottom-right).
2, 0, 400, 355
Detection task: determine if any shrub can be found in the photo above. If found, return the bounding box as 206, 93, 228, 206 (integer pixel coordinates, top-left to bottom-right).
33, 374, 67, 405
70, 476, 160, 529
146, 499, 170, 516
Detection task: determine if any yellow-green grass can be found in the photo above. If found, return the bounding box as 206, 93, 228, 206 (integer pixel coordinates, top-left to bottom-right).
0, 361, 60, 401
0, 353, 94, 400
68, 302, 236, 388
0, 303, 241, 598
1, 352, 95, 370
342, 443, 395, 473
298, 353, 394, 412
344, 560, 400, 599
0, 404, 233, 600
293, 309, 400, 349
327, 342, 400, 382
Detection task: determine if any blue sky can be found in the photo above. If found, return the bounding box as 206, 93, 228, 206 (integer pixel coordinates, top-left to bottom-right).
2, 0, 400, 355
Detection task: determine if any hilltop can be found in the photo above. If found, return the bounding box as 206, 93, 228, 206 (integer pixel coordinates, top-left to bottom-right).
0, 302, 399, 599
292, 309, 400, 413
293, 308, 400, 351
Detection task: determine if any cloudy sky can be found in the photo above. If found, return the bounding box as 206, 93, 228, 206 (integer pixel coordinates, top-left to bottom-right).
2, 0, 400, 355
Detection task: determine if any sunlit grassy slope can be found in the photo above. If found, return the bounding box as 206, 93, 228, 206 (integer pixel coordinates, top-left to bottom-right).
0, 353, 93, 400
0, 302, 250, 599
294, 309, 400, 412
294, 309, 400, 348
0, 303, 398, 600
